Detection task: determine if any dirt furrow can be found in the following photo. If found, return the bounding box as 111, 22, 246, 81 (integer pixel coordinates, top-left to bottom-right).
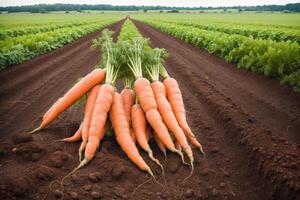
134, 20, 300, 200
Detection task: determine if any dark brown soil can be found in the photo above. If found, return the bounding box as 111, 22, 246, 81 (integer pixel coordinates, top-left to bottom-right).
0, 19, 299, 200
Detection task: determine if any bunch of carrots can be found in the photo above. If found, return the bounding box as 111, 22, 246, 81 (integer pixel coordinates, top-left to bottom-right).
30, 20, 204, 185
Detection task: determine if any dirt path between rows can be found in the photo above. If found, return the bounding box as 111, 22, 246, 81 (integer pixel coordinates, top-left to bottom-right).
133, 20, 300, 200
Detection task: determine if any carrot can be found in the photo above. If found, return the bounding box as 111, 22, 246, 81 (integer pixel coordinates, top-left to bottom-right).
151, 81, 194, 170
43, 98, 62, 121
134, 78, 185, 163
62, 83, 115, 179
153, 131, 167, 158
174, 139, 182, 151
110, 92, 154, 177
131, 104, 164, 174
61, 123, 83, 142
78, 85, 101, 161
121, 88, 136, 143
84, 120, 111, 161
121, 88, 135, 123
163, 77, 205, 156
30, 69, 105, 134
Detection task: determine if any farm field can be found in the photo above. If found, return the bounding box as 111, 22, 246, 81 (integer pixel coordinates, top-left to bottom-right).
0, 13, 299, 200
133, 13, 300, 91
0, 13, 125, 70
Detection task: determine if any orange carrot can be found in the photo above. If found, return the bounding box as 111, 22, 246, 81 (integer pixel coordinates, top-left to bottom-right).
121, 88, 136, 143
121, 88, 135, 123
43, 98, 62, 121
151, 81, 194, 168
174, 139, 182, 151
110, 92, 154, 176
84, 120, 111, 160
131, 104, 164, 171
134, 78, 185, 162
78, 85, 101, 161
164, 77, 205, 156
30, 69, 105, 134
61, 123, 83, 142
83, 83, 115, 163
153, 131, 166, 158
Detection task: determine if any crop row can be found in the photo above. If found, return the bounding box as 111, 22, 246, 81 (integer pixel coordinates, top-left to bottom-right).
0, 21, 102, 40
138, 20, 300, 91
0, 19, 119, 70
169, 21, 300, 43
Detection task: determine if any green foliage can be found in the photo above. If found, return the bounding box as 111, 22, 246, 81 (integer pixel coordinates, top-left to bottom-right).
138, 20, 300, 91
0, 19, 119, 70
281, 70, 300, 92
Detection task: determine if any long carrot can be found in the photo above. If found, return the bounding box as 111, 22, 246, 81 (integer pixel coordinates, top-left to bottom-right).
84, 120, 111, 161
30, 69, 105, 134
78, 85, 101, 161
163, 77, 205, 156
151, 81, 194, 170
110, 92, 154, 176
43, 98, 62, 121
121, 88, 136, 143
134, 78, 185, 162
131, 104, 164, 172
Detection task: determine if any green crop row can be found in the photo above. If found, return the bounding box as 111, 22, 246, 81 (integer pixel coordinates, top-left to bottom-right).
139, 20, 300, 91
0, 19, 118, 70
171, 21, 300, 44
118, 19, 143, 41
0, 21, 100, 40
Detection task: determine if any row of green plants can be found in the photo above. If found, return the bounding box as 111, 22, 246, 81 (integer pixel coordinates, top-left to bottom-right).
139, 20, 300, 92
170, 21, 300, 44
0, 19, 119, 70
0, 21, 102, 40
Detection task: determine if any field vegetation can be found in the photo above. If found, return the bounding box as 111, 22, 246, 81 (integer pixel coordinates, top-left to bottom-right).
133, 13, 300, 91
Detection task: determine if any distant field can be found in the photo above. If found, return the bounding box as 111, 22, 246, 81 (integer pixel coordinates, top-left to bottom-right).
132, 13, 300, 27
0, 13, 125, 25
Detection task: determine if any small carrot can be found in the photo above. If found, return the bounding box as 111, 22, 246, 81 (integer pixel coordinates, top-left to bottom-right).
110, 92, 154, 177
131, 104, 164, 174
84, 120, 111, 161
61, 123, 83, 142
79, 85, 101, 161
163, 77, 205, 156
151, 80, 194, 172
30, 69, 105, 134
121, 88, 136, 143
134, 78, 185, 163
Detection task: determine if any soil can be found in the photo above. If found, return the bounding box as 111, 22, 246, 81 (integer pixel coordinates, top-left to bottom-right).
0, 19, 299, 200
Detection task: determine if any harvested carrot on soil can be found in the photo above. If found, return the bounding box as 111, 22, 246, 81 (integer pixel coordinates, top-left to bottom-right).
160, 66, 205, 156
79, 84, 101, 161
131, 103, 164, 172
61, 122, 83, 142
30, 68, 105, 134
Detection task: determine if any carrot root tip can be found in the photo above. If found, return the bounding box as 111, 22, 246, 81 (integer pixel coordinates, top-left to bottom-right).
183, 162, 194, 182
30, 127, 41, 134
175, 150, 189, 165
147, 150, 166, 185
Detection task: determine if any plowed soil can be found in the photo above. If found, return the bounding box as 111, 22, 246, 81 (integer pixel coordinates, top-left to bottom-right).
0, 19, 299, 200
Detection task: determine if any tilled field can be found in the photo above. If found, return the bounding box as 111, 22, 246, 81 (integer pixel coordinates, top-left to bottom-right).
0, 19, 299, 200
